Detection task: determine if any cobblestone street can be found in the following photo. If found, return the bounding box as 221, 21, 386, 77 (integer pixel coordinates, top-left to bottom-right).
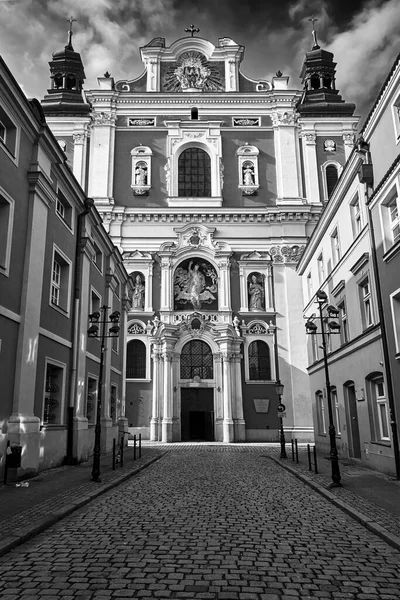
0, 446, 399, 600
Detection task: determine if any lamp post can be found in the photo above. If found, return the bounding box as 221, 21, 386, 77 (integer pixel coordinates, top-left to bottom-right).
275, 380, 287, 459
88, 305, 121, 482
305, 289, 342, 487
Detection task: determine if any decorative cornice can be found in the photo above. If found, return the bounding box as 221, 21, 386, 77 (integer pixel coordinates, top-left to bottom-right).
331, 279, 345, 297
350, 252, 369, 275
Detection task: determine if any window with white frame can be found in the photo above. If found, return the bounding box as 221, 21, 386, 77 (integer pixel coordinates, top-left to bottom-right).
178, 148, 211, 197
311, 332, 319, 363
86, 376, 97, 423
390, 289, 400, 355
331, 386, 341, 436
55, 188, 73, 228
236, 144, 260, 195
50, 247, 72, 315
92, 241, 103, 273
90, 288, 101, 316
359, 277, 374, 329
0, 104, 18, 160
317, 253, 324, 284
316, 391, 326, 434
307, 272, 313, 300
338, 300, 349, 345
322, 161, 340, 201
0, 187, 14, 277
381, 190, 400, 250
350, 194, 362, 237
392, 98, 400, 142
126, 339, 146, 379
369, 376, 390, 441
330, 227, 341, 266
43, 360, 65, 425
248, 340, 271, 381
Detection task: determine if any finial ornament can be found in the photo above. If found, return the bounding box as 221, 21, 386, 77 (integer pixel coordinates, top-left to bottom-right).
308, 15, 320, 50
66, 16, 76, 49
185, 24, 200, 37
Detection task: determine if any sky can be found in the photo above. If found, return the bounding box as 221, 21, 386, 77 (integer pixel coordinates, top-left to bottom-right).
0, 0, 399, 123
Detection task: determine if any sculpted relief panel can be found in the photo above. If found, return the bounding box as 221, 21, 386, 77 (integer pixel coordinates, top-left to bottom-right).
174, 258, 218, 311
161, 53, 224, 92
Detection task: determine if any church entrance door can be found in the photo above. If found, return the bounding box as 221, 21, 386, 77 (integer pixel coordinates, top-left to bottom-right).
181, 388, 214, 441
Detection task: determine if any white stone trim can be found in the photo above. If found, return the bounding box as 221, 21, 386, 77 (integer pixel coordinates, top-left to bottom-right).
39, 327, 72, 348
42, 357, 67, 425
236, 144, 260, 195
243, 333, 276, 383
0, 185, 15, 277
49, 244, 73, 318
321, 160, 342, 203
131, 145, 152, 195
0, 305, 21, 323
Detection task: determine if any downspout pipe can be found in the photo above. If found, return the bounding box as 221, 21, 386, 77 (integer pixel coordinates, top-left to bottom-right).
358, 140, 400, 480
65, 196, 94, 464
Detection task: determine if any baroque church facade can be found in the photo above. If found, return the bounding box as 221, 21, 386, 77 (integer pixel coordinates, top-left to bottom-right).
41, 27, 358, 443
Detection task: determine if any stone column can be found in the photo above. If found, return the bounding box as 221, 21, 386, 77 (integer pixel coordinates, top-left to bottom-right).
213, 353, 224, 441
217, 257, 232, 313
160, 255, 172, 312
272, 111, 302, 201
232, 353, 246, 442
343, 133, 355, 161
162, 352, 174, 442
88, 111, 117, 205
301, 132, 321, 204
150, 347, 161, 441
100, 277, 114, 452
222, 352, 234, 443
72, 129, 88, 188
117, 296, 130, 440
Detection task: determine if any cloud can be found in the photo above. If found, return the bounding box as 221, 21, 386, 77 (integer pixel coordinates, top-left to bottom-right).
325, 0, 400, 118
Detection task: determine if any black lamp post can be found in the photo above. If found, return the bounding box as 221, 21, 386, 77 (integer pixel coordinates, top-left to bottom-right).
275, 380, 287, 459
88, 305, 121, 482
305, 289, 342, 487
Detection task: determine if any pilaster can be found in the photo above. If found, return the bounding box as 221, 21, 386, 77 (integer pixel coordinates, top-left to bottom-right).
272, 111, 302, 202
301, 132, 321, 204
88, 110, 117, 205
72, 128, 89, 188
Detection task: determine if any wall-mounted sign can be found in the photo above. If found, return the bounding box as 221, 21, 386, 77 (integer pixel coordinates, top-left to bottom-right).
253, 398, 270, 413
128, 118, 156, 127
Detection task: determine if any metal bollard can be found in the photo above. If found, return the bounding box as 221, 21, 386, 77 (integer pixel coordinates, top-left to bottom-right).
313, 445, 318, 474
295, 439, 299, 463
291, 439, 295, 461
112, 438, 116, 470
120, 435, 124, 468
134, 435, 137, 461
139, 433, 142, 459
307, 444, 312, 470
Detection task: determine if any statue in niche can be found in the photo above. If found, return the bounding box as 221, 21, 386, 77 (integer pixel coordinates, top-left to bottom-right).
132, 274, 145, 309
174, 260, 218, 310
248, 274, 265, 310
242, 162, 255, 186
135, 162, 148, 186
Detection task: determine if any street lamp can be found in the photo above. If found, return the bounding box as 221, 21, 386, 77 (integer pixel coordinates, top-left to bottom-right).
275, 380, 287, 459
88, 305, 121, 482
305, 290, 342, 487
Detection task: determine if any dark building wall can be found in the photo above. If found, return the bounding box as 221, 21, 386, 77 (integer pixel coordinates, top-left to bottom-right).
0, 317, 18, 421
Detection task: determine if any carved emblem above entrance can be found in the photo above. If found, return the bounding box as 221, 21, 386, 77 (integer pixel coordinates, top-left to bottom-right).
163, 52, 224, 92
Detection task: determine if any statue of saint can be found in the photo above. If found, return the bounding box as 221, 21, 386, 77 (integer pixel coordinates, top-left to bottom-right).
248, 274, 264, 310
243, 163, 255, 186
174, 260, 217, 310
132, 274, 145, 309
135, 164, 147, 186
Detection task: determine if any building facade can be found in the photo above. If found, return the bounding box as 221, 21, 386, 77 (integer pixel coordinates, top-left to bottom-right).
297, 53, 400, 476
0, 56, 132, 480
41, 28, 358, 443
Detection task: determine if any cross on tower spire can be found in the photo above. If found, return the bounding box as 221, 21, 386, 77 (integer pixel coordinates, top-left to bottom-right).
66, 16, 76, 50
308, 15, 320, 50
185, 24, 200, 37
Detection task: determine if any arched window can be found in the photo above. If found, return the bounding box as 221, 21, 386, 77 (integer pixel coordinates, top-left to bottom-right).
66, 74, 77, 90
191, 107, 199, 120
178, 148, 211, 197
180, 340, 213, 379
126, 340, 146, 379
326, 164, 339, 198
248, 340, 271, 380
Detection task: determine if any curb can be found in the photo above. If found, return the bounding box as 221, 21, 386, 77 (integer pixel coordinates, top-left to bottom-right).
0, 452, 165, 558
269, 456, 400, 552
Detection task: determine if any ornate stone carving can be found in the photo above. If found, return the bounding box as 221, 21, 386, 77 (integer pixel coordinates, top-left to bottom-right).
343, 133, 355, 146
163, 51, 224, 93
248, 323, 267, 335
92, 111, 117, 125
272, 111, 298, 127
219, 158, 224, 190
324, 139, 336, 152
280, 244, 305, 263
233, 117, 260, 127
164, 158, 171, 195
128, 323, 145, 335
72, 133, 85, 145
304, 133, 317, 144
128, 118, 156, 127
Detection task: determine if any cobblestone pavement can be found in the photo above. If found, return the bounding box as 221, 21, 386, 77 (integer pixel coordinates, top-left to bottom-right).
0, 446, 399, 600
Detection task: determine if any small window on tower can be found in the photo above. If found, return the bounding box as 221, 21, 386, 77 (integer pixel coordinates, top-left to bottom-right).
66, 74, 76, 90
311, 76, 320, 89
54, 73, 63, 89
191, 107, 199, 120
323, 77, 332, 89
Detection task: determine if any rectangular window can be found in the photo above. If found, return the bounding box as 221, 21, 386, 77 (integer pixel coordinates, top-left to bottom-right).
56, 189, 73, 228
0, 187, 15, 276
43, 361, 65, 425
350, 194, 362, 237
93, 241, 103, 272
359, 277, 374, 329
311, 333, 319, 363
316, 392, 326, 435
375, 378, 390, 441
0, 105, 18, 159
91, 288, 101, 315
307, 272, 313, 300
390, 289, 400, 355
338, 300, 349, 345
317, 253, 324, 285
331, 387, 341, 436
86, 376, 97, 423
387, 194, 400, 245
50, 247, 71, 315
331, 228, 341, 266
